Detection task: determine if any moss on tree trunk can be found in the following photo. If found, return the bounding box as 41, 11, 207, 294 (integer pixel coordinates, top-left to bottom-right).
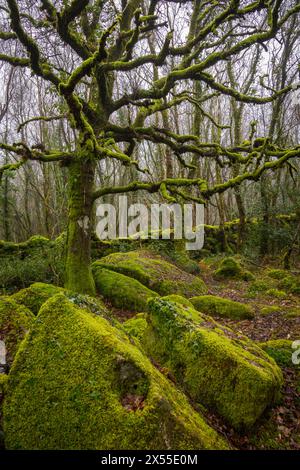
65, 158, 96, 296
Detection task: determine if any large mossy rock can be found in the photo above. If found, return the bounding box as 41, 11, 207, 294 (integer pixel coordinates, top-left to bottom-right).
0, 297, 34, 368
3, 294, 228, 450
190, 295, 254, 320
93, 251, 207, 297
142, 298, 283, 430
93, 266, 158, 312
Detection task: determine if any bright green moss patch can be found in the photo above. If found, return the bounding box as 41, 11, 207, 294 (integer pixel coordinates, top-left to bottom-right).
122, 314, 148, 341
266, 289, 287, 299
259, 340, 295, 368
3, 294, 228, 450
161, 295, 194, 309
11, 283, 65, 315
0, 297, 34, 367
214, 257, 242, 279
92, 266, 158, 312
94, 251, 207, 297
143, 298, 283, 430
190, 295, 254, 320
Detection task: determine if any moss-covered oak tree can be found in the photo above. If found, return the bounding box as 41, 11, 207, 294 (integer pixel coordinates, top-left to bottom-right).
0, 0, 300, 294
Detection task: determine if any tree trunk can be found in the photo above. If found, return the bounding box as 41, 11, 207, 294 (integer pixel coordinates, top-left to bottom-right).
233, 164, 246, 251
65, 158, 96, 295
259, 174, 270, 257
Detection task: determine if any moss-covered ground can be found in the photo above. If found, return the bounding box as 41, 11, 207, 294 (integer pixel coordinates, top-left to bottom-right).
1, 250, 300, 450
190, 255, 300, 449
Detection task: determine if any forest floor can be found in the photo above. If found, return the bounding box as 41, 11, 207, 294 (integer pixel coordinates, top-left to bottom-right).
197, 257, 300, 450
1, 251, 300, 450
111, 255, 300, 450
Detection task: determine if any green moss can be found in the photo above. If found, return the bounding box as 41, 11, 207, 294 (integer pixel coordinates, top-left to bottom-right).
0, 297, 34, 367
11, 283, 65, 315
0, 374, 7, 394
248, 279, 272, 297
266, 269, 288, 280
94, 251, 207, 297
92, 266, 158, 312
0, 235, 51, 256
65, 291, 109, 318
266, 289, 287, 299
242, 270, 255, 281
3, 294, 228, 450
260, 306, 282, 316
283, 307, 300, 319
122, 314, 148, 341
190, 295, 254, 320
25, 235, 50, 248
247, 415, 294, 450
278, 276, 300, 295
143, 298, 283, 430
259, 340, 295, 368
11, 282, 110, 321
162, 295, 194, 309
147, 239, 201, 274
278, 276, 294, 290
214, 257, 242, 279
0, 373, 7, 448
289, 284, 300, 295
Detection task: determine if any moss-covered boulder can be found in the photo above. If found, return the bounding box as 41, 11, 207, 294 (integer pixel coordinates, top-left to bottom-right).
214, 257, 253, 281
278, 276, 300, 295
3, 294, 228, 450
259, 340, 295, 368
0, 297, 34, 368
142, 298, 283, 430
93, 251, 207, 297
11, 283, 65, 315
190, 295, 254, 320
93, 267, 158, 312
